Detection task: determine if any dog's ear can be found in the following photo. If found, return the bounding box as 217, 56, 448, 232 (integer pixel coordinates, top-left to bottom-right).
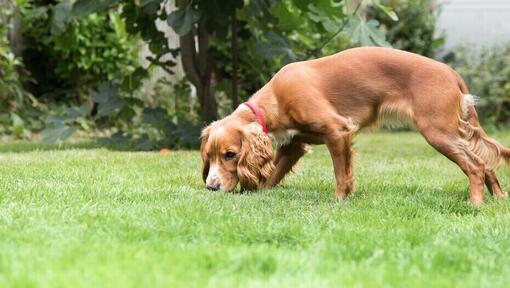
237, 123, 275, 190
200, 125, 211, 183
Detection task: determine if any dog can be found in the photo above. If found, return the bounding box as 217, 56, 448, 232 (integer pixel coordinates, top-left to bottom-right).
200, 47, 510, 205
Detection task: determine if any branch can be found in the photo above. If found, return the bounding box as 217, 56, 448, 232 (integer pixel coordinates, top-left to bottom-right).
306, 2, 362, 60
197, 23, 209, 81
231, 9, 239, 109
179, 33, 200, 88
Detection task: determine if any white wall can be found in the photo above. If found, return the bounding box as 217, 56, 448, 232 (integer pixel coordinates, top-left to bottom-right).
436, 0, 510, 51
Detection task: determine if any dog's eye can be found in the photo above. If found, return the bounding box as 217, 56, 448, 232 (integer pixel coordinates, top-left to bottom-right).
225, 151, 236, 160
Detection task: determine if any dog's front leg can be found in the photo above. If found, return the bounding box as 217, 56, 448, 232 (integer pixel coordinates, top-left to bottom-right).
292, 104, 357, 198
324, 132, 355, 199
265, 141, 308, 188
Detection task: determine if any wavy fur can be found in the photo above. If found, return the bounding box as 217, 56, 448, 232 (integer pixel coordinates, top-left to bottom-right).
459, 94, 510, 170
200, 125, 211, 183
237, 123, 275, 190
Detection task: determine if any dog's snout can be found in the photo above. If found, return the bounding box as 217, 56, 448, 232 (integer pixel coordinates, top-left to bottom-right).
207, 184, 220, 191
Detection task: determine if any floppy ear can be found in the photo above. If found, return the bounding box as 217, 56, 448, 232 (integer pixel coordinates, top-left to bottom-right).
237, 123, 275, 190
200, 125, 211, 183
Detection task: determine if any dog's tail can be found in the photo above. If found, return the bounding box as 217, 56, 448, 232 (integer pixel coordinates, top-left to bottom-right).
458, 94, 510, 169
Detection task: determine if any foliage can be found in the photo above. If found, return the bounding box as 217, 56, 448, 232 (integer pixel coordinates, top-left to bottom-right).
69, 0, 398, 122
21, 1, 141, 102
208, 0, 400, 113
7, 0, 445, 147
243, 0, 396, 65
16, 0, 143, 142
0, 1, 36, 138
98, 78, 202, 150
1, 132, 510, 286
447, 45, 510, 127
38, 0, 398, 147
371, 0, 444, 57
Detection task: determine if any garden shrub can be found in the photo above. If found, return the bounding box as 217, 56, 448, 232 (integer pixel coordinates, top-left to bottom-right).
3, 0, 449, 147
20, 2, 141, 103
448, 45, 510, 127
0, 2, 36, 138
14, 0, 146, 142
372, 0, 444, 57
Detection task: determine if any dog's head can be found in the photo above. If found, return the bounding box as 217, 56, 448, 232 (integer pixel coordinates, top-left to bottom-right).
200, 120, 274, 192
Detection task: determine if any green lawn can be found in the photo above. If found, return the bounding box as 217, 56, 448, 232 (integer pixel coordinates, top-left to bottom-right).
1, 132, 510, 287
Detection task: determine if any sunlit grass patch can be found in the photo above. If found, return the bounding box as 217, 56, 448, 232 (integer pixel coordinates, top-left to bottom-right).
0, 131, 509, 287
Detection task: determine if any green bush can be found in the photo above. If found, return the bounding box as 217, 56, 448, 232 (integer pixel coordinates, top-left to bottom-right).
448, 46, 510, 127
92, 77, 201, 150
372, 0, 444, 57
21, 1, 141, 103
15, 1, 145, 142
0, 2, 36, 138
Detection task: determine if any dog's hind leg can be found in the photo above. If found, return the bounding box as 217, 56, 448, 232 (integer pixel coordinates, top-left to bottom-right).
485, 170, 507, 198
412, 91, 487, 205
460, 104, 508, 198
418, 126, 486, 205
265, 141, 308, 188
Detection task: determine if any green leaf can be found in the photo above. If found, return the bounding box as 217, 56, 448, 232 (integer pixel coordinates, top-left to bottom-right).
140, 0, 161, 15
306, 4, 341, 33
345, 17, 391, 47
167, 6, 201, 36
72, 0, 118, 17
91, 83, 125, 117
376, 3, 399, 21
41, 124, 77, 144
272, 2, 301, 31
47, 105, 88, 124
51, 0, 74, 35
256, 32, 299, 64
133, 134, 158, 151
142, 107, 171, 130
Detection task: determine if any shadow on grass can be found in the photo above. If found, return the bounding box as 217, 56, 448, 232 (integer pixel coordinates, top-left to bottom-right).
0, 140, 196, 154
253, 181, 480, 216
0, 141, 104, 154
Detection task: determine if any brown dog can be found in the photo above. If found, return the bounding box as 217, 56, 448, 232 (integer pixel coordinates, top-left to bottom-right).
200, 47, 510, 205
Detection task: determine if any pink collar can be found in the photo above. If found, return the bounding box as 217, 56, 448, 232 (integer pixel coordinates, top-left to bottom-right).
242, 102, 268, 134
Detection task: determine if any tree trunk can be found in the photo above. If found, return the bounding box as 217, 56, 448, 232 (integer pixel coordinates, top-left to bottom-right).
176, 0, 217, 124
231, 9, 239, 110
179, 30, 217, 123
197, 24, 217, 123
6, 5, 23, 57
198, 82, 217, 123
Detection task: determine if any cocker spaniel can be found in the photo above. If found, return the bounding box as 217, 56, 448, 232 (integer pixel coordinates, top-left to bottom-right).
200, 47, 510, 205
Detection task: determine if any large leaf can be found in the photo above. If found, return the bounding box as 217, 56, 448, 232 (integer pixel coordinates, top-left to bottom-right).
142, 107, 171, 130
167, 6, 201, 36
375, 3, 398, 21
41, 123, 77, 144
345, 17, 391, 47
72, 0, 118, 17
272, 1, 302, 31
47, 105, 88, 124
256, 32, 299, 64
91, 83, 125, 117
98, 131, 132, 149
133, 134, 158, 151
51, 0, 74, 35
140, 0, 161, 15
306, 4, 341, 33
197, 0, 243, 37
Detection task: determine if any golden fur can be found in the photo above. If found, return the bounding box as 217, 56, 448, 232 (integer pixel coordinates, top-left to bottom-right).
200, 47, 510, 205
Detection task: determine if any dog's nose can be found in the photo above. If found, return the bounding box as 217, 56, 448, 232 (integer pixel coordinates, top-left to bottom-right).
207, 184, 220, 191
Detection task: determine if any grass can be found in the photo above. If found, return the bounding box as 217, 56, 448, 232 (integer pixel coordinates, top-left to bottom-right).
1, 131, 510, 287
